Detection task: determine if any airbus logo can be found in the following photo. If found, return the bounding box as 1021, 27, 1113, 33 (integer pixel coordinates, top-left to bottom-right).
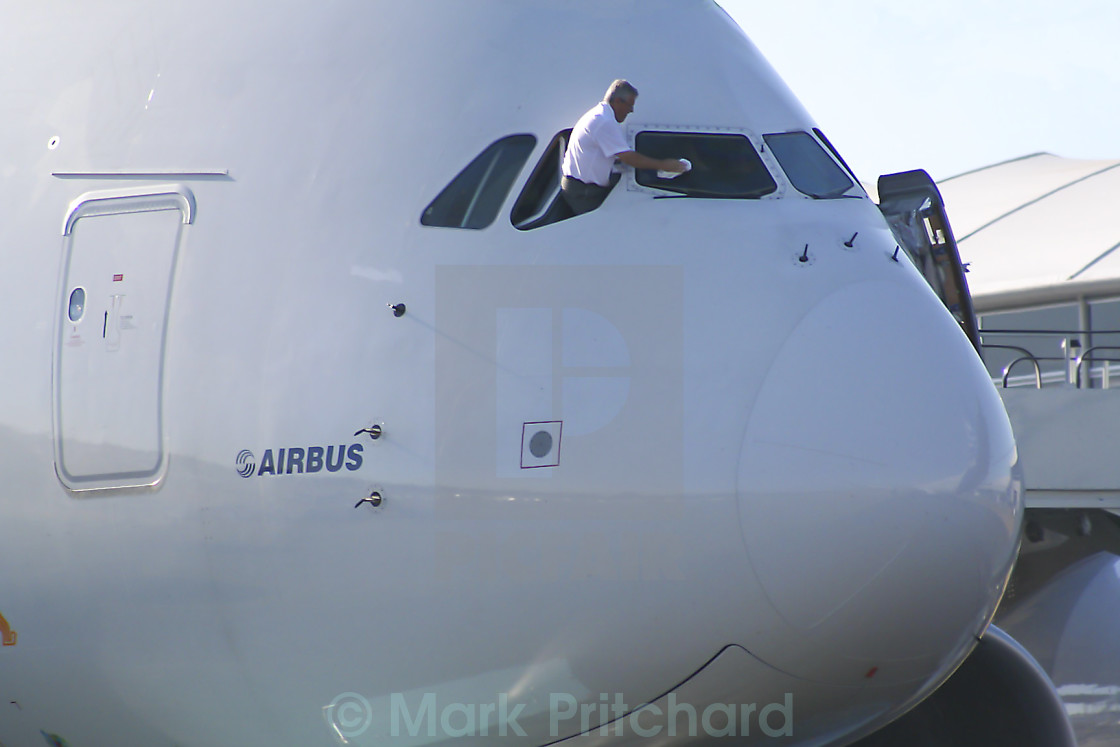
236, 443, 364, 478
236, 450, 256, 477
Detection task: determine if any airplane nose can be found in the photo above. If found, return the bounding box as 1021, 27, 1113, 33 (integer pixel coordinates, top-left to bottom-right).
736, 278, 1022, 688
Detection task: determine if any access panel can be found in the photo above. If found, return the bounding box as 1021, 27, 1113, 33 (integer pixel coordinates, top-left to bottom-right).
53, 186, 194, 492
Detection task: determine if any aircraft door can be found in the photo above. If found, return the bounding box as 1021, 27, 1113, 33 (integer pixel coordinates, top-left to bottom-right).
53, 186, 194, 492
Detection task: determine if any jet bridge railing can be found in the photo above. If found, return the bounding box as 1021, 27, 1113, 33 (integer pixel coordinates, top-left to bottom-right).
1075, 347, 1120, 389
982, 345, 1044, 389
981, 329, 1120, 389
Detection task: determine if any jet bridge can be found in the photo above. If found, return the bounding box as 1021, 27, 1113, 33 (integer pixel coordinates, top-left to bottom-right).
875, 167, 1120, 747
990, 340, 1120, 510
876, 169, 1120, 509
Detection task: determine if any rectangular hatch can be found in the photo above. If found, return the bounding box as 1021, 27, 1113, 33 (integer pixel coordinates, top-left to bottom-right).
53, 186, 194, 492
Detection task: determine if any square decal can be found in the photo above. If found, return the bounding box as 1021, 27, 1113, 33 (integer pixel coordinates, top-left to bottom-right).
521, 421, 562, 469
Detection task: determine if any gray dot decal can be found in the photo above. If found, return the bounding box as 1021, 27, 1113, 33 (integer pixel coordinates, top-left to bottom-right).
529, 430, 553, 458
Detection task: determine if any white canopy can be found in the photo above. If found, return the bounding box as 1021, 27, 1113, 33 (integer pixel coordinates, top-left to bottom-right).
934, 153, 1120, 310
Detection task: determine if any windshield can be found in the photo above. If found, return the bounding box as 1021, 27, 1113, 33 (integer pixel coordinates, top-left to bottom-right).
634, 131, 777, 199
763, 131, 855, 199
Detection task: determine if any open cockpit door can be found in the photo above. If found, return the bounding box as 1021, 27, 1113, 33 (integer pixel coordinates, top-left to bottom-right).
511, 129, 574, 230
878, 169, 981, 353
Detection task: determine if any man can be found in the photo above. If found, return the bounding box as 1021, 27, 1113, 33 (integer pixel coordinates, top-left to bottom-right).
561, 79, 688, 215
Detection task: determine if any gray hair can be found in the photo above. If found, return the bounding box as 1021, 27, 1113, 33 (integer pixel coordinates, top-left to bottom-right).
604, 79, 638, 103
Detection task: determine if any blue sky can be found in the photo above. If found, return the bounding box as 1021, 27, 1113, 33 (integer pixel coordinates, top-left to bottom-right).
718, 0, 1120, 181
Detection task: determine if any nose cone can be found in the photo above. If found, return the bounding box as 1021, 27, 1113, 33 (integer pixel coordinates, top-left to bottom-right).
737, 279, 1022, 687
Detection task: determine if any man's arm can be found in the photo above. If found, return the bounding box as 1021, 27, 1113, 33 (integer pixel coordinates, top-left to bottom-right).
616, 151, 688, 173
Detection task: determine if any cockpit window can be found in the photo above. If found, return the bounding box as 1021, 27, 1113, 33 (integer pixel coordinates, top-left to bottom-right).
762, 131, 855, 199
511, 129, 574, 230
421, 134, 537, 229
634, 132, 776, 198
813, 128, 861, 185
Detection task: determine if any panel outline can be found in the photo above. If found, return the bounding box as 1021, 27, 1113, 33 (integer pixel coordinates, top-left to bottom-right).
52, 184, 195, 494
62, 184, 195, 236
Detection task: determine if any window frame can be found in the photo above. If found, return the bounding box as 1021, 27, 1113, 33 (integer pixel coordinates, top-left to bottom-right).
420, 133, 537, 230
762, 130, 860, 200
624, 125, 785, 200
510, 129, 574, 230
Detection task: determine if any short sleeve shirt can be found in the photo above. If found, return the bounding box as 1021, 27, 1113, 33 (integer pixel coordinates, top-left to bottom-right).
562, 102, 631, 187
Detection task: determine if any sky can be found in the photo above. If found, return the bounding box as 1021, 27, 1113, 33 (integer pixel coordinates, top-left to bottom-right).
717, 0, 1120, 182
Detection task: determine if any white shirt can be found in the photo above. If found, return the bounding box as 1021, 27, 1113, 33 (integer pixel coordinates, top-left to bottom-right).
562, 102, 631, 187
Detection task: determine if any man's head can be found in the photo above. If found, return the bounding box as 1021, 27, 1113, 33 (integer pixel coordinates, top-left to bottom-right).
604, 79, 638, 123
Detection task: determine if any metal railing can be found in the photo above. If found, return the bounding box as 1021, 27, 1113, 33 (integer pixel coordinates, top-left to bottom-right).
982, 344, 1044, 388
980, 329, 1120, 389
1075, 347, 1120, 388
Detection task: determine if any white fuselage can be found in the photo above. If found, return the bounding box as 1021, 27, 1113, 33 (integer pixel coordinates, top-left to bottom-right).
0, 2, 1021, 745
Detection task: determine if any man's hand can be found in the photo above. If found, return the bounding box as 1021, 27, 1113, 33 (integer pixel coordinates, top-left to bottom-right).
659, 158, 688, 174
617, 150, 690, 173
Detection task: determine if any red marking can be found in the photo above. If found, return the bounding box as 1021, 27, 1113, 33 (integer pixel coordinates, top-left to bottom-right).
0, 611, 16, 647
113, 274, 124, 282
864, 666, 878, 679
